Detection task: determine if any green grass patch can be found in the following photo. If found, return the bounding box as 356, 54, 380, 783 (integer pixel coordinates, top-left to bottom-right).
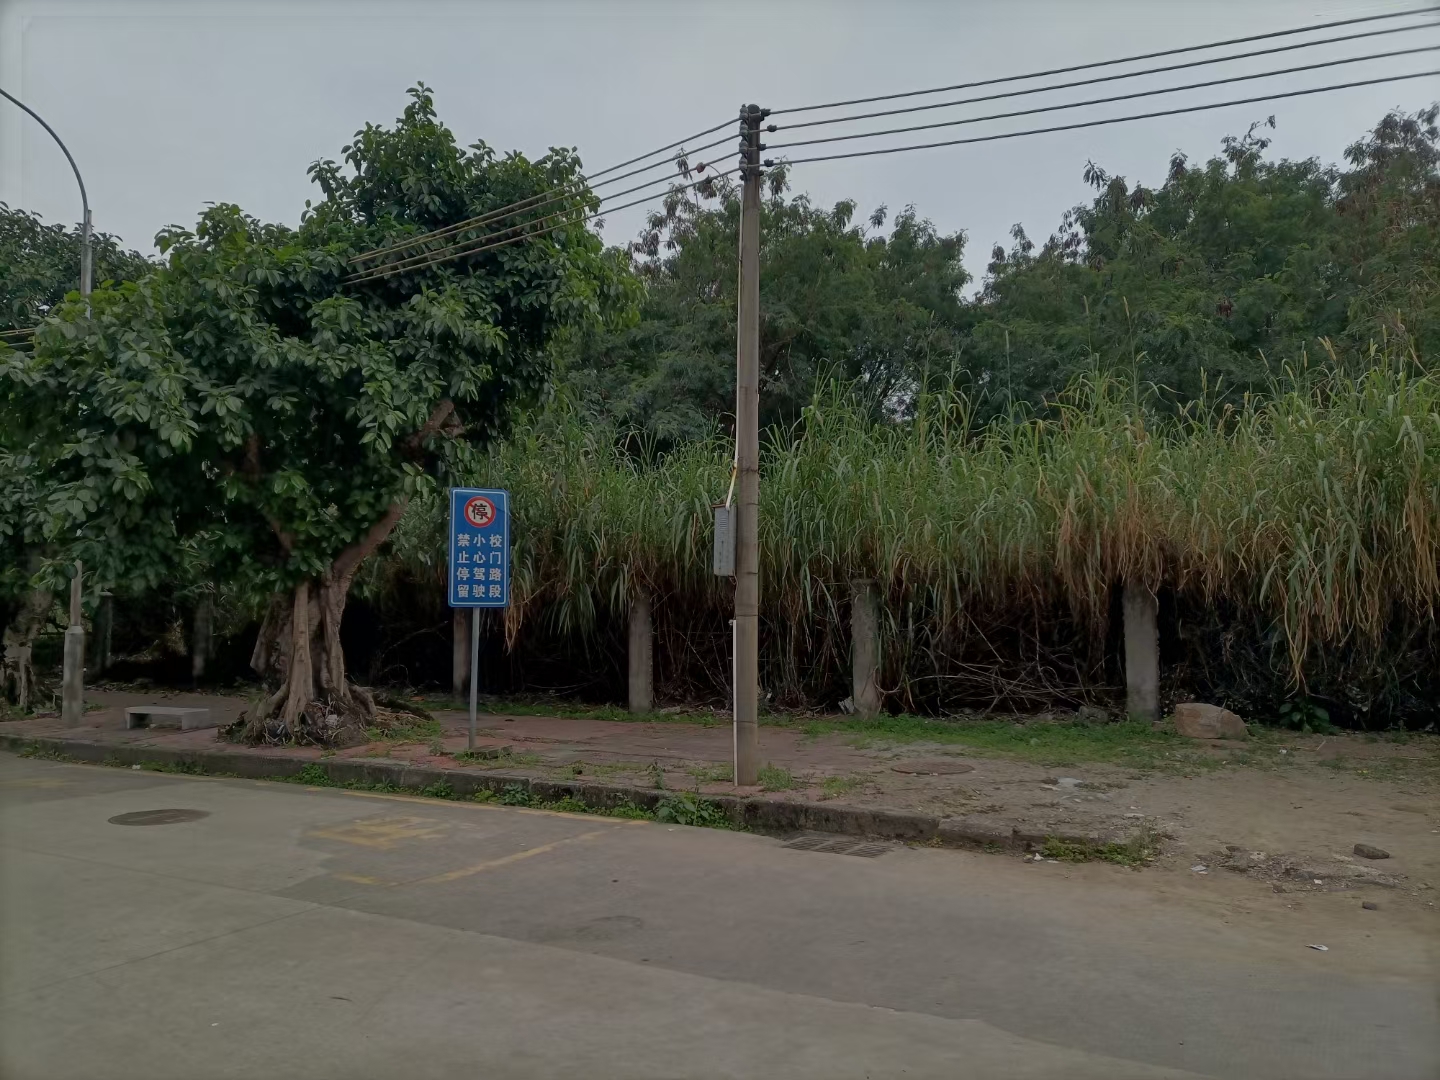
801, 715, 1231, 769
1041, 828, 1159, 867
365, 716, 442, 743
16, 744, 73, 761
758, 763, 797, 791
655, 792, 735, 829
688, 762, 735, 784
819, 774, 867, 799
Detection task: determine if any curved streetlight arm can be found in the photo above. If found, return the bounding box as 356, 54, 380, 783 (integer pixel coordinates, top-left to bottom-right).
0, 84, 91, 299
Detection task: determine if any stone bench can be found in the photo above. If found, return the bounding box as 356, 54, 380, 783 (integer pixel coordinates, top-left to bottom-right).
124, 705, 215, 731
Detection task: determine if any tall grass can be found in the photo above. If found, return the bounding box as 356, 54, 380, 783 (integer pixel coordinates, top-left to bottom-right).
382, 357, 1440, 723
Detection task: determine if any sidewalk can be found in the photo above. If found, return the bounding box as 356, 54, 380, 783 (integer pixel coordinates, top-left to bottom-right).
3, 688, 1436, 904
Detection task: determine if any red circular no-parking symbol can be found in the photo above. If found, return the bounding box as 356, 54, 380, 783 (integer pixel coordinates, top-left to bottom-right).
463, 496, 497, 529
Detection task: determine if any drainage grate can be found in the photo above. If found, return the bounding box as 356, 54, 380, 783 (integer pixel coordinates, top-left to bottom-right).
108, 809, 210, 827
782, 834, 890, 858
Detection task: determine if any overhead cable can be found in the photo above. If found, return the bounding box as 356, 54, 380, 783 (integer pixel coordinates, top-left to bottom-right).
348, 118, 733, 267
769, 45, 1440, 152
776, 20, 1438, 131
771, 70, 1439, 166
347, 167, 741, 284
771, 5, 1439, 116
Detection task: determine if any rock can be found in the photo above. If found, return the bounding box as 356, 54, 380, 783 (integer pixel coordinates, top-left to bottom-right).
1074, 705, 1110, 725
1224, 850, 1261, 872
1361, 901, 1379, 911
1055, 777, 1082, 789
1173, 702, 1247, 740
1353, 843, 1390, 860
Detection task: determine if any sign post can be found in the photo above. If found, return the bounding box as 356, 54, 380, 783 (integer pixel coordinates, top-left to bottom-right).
448, 488, 511, 751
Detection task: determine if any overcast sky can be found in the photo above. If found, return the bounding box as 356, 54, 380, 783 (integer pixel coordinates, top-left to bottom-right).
1, 0, 1436, 287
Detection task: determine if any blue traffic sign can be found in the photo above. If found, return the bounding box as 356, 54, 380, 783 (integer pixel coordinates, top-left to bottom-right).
448, 488, 510, 608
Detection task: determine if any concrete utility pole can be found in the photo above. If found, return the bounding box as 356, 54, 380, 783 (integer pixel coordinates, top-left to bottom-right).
733, 104, 766, 786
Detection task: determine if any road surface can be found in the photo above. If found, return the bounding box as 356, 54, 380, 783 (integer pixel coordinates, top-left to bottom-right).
1, 752, 1434, 1079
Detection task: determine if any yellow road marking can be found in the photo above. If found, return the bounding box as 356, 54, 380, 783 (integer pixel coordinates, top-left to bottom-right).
0, 778, 71, 788
331, 872, 391, 885
412, 828, 613, 885
308, 815, 448, 850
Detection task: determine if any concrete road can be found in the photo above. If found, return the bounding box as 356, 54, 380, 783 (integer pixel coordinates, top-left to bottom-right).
0, 754, 1434, 1080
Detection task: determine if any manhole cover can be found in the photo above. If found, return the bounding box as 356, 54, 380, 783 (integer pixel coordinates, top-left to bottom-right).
108, 809, 211, 827
782, 834, 890, 858
891, 759, 974, 775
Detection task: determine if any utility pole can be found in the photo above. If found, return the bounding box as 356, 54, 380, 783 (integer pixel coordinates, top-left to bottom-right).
733, 103, 767, 786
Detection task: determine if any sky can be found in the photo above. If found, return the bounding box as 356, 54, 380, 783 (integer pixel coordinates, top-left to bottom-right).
1, 0, 1436, 288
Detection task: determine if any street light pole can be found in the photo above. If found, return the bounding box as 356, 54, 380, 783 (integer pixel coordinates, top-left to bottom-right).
0, 86, 92, 303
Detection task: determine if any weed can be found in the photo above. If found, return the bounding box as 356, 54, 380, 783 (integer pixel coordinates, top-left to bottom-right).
427, 740, 445, 756
687, 762, 734, 784
1276, 699, 1337, 734
602, 800, 654, 820
655, 793, 733, 829
647, 760, 667, 790
498, 783, 535, 806
758, 763, 797, 791
293, 763, 334, 786
17, 744, 71, 761
365, 716, 443, 744
471, 788, 498, 803
417, 779, 457, 800
544, 795, 590, 813
819, 774, 866, 799
1041, 827, 1159, 867
138, 760, 209, 775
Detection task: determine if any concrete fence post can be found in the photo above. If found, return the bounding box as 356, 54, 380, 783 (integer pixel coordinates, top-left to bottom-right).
61, 562, 85, 726
452, 606, 470, 701
851, 579, 881, 717
1122, 581, 1160, 722
628, 592, 653, 714
191, 593, 213, 682
89, 591, 113, 676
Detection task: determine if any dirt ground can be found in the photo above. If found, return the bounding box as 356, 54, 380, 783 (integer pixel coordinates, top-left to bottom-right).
7, 686, 1438, 911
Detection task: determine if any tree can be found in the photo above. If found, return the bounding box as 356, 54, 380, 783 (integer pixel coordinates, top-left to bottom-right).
0, 203, 154, 335
7, 85, 636, 740
563, 169, 969, 448
961, 107, 1440, 416
0, 205, 155, 708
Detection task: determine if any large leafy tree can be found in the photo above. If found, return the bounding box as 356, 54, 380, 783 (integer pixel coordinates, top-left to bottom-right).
1, 205, 155, 705
0, 203, 154, 336
5, 86, 636, 740
564, 170, 968, 447
962, 107, 1440, 416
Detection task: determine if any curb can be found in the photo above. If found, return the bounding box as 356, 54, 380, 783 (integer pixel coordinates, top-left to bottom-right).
0, 731, 1104, 850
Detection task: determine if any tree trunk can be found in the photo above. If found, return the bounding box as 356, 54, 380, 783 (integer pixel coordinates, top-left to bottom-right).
1, 554, 53, 712
231, 500, 407, 746
231, 570, 376, 745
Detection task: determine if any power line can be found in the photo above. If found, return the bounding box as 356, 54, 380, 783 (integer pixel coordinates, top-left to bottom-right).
345, 147, 736, 282
768, 45, 1440, 153
347, 167, 741, 284
769, 70, 1438, 167
771, 5, 1438, 116
776, 20, 1437, 132
348, 118, 733, 267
